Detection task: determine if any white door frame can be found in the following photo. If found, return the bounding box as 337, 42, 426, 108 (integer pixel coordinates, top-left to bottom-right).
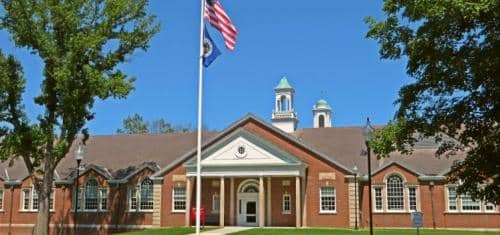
236, 179, 260, 226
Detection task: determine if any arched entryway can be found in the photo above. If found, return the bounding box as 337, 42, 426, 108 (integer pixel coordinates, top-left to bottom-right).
237, 179, 259, 226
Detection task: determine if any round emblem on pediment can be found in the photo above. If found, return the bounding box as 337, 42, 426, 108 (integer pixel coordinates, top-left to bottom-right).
235, 145, 247, 159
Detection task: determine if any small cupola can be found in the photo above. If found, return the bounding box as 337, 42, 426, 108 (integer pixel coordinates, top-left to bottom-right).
272, 76, 298, 133
313, 99, 332, 128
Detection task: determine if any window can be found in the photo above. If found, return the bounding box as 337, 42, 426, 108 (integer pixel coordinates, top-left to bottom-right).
485, 202, 495, 212
172, 187, 186, 211
100, 188, 108, 211
320, 186, 336, 213
374, 187, 383, 211
282, 193, 291, 214
408, 187, 417, 211
212, 194, 220, 213
447, 187, 457, 211
140, 179, 154, 211
280, 95, 288, 111
318, 115, 325, 128
32, 190, 39, 210
461, 193, 480, 211
0, 189, 3, 210
386, 175, 404, 211
49, 190, 54, 211
73, 188, 83, 210
84, 179, 99, 210
129, 187, 137, 211
22, 189, 30, 211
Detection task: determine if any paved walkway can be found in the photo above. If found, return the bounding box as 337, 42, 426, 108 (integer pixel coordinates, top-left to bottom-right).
189, 226, 254, 235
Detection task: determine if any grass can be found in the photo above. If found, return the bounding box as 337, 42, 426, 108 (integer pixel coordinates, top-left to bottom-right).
114, 227, 213, 235
228, 228, 500, 235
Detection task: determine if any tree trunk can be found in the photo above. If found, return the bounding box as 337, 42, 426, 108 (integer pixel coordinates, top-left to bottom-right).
33, 168, 54, 235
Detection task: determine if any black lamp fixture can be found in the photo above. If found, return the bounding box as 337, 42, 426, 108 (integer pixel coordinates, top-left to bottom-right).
73, 143, 85, 235
353, 165, 359, 230
362, 117, 374, 235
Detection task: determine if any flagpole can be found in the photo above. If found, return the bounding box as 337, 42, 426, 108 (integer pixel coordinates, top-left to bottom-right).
195, 0, 205, 234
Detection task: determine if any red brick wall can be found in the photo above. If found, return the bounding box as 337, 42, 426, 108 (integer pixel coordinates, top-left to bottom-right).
0, 168, 155, 235
160, 165, 187, 227
359, 164, 500, 229
243, 121, 351, 227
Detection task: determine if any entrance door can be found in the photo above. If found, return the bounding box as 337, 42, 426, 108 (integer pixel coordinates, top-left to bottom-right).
238, 196, 258, 226
237, 180, 260, 226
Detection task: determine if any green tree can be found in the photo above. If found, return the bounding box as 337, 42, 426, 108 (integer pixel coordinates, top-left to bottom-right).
117, 114, 193, 134
0, 1, 159, 234
117, 113, 150, 134
365, 0, 499, 203
150, 118, 175, 134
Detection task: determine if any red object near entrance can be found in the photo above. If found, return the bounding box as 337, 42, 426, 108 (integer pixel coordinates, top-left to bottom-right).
190, 206, 206, 226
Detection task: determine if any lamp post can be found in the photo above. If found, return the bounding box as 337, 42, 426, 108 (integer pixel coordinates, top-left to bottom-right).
353, 165, 359, 230
74, 143, 84, 235
363, 117, 374, 235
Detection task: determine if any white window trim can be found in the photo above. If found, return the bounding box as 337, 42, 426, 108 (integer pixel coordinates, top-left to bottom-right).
20, 188, 31, 212
99, 188, 108, 212
18, 187, 55, 213
484, 202, 496, 213
71, 178, 108, 213
460, 194, 482, 213
385, 175, 405, 212
373, 186, 384, 212
82, 179, 99, 212
407, 186, 418, 212
128, 179, 155, 213
71, 187, 83, 212
212, 193, 220, 214
282, 193, 291, 214
128, 186, 138, 212
138, 179, 154, 212
445, 185, 458, 213
319, 186, 336, 214
445, 184, 497, 213
172, 187, 187, 213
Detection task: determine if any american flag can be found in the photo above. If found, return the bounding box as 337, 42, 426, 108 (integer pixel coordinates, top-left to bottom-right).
204, 0, 238, 51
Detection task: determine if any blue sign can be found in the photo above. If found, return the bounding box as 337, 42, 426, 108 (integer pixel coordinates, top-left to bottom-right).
411, 212, 423, 228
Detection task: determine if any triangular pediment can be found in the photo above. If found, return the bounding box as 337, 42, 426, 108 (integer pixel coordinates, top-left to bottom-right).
184, 129, 302, 167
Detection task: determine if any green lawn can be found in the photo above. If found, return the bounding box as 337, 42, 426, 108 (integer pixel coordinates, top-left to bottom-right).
229, 228, 500, 235
114, 227, 213, 235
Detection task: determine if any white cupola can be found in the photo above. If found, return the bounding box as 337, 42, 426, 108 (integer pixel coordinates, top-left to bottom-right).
313, 99, 332, 128
272, 77, 298, 133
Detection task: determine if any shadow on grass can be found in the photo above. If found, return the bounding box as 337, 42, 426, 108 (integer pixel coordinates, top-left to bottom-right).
113, 227, 216, 235
228, 228, 500, 235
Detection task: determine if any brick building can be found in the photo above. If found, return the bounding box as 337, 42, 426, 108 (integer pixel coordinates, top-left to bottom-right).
0, 78, 498, 234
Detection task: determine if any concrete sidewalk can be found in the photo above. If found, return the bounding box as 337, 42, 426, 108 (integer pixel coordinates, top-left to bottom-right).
189, 226, 253, 235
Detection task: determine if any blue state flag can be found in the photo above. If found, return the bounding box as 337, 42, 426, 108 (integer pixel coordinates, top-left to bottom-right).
203, 27, 221, 67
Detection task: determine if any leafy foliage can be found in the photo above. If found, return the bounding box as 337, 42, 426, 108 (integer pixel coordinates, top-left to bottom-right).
117, 113, 194, 134
0, 0, 159, 234
365, 0, 499, 203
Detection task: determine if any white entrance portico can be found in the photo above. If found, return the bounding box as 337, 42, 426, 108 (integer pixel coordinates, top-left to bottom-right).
184, 129, 307, 227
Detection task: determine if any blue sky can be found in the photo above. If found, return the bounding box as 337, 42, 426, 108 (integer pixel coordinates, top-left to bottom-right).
0, 0, 409, 134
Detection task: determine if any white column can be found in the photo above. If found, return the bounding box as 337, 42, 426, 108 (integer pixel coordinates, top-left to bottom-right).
301, 176, 307, 227
259, 176, 265, 227
229, 177, 235, 225
219, 177, 225, 227
266, 177, 272, 226
295, 176, 301, 228
185, 177, 192, 227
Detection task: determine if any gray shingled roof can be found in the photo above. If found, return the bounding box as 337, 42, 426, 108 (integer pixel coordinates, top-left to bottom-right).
0, 116, 464, 181
295, 127, 464, 175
